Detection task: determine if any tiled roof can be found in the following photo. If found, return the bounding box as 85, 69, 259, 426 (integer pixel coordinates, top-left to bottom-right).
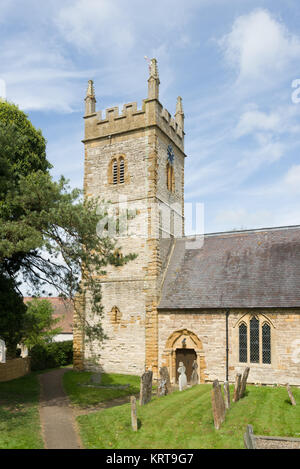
158, 226, 300, 309
23, 297, 73, 333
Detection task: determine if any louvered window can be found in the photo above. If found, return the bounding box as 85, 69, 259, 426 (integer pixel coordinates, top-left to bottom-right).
119, 158, 125, 184
113, 160, 118, 184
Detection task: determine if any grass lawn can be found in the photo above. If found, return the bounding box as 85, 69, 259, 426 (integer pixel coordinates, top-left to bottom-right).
77, 384, 300, 449
0, 373, 43, 449
63, 370, 140, 407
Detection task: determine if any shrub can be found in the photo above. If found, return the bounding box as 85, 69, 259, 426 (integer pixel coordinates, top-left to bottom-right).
30, 340, 73, 371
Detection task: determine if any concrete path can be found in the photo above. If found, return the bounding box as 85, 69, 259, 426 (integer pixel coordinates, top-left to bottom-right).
39, 368, 82, 449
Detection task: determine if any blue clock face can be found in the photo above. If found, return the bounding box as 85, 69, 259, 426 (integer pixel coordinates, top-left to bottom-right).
167, 145, 174, 165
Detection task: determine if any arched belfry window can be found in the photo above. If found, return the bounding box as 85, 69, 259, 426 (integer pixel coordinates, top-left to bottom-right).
119, 157, 125, 184
109, 156, 127, 185
238, 315, 272, 365
112, 159, 118, 185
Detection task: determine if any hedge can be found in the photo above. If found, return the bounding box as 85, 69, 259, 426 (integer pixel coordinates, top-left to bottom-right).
30, 340, 73, 371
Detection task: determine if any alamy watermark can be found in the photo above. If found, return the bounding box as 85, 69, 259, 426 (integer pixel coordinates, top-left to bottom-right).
96, 197, 204, 250
291, 79, 300, 103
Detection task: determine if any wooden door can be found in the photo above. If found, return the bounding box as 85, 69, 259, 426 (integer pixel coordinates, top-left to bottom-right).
175, 349, 197, 383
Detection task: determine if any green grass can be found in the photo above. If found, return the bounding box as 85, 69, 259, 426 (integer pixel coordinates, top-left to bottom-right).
0, 373, 43, 449
77, 384, 300, 449
63, 370, 140, 407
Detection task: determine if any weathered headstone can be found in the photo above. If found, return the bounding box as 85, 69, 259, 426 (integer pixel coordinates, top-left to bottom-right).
157, 378, 167, 397
159, 366, 172, 394
130, 396, 138, 431
0, 339, 5, 364
233, 373, 242, 402
239, 367, 250, 399
190, 360, 199, 386
139, 370, 153, 405
223, 381, 230, 410
178, 362, 187, 391
286, 384, 296, 406
211, 379, 226, 430
90, 372, 102, 385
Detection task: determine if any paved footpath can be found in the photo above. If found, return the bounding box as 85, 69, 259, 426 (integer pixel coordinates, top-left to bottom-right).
39, 368, 82, 449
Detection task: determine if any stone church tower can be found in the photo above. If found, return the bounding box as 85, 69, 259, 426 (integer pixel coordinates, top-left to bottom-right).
75, 59, 186, 377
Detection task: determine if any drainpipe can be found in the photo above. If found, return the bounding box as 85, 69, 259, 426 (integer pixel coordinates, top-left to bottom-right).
226, 310, 230, 382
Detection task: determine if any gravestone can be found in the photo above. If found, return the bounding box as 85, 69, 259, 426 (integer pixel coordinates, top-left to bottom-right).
157, 378, 167, 397
90, 372, 102, 385
190, 360, 199, 386
0, 339, 5, 364
239, 367, 250, 399
177, 362, 187, 391
159, 366, 172, 395
223, 381, 230, 410
211, 380, 226, 430
139, 370, 153, 405
233, 373, 242, 402
286, 384, 296, 406
130, 396, 138, 431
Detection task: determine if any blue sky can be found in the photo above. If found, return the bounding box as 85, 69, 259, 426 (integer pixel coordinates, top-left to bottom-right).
2, 0, 300, 233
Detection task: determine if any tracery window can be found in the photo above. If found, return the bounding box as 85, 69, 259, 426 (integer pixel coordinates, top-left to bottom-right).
238, 316, 272, 365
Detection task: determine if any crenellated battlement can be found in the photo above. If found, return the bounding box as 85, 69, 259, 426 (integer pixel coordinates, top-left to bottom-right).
83, 59, 185, 152
96, 101, 145, 122
84, 98, 184, 151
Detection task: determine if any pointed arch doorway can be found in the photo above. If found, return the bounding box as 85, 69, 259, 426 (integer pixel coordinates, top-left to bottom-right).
175, 348, 197, 383
162, 329, 207, 384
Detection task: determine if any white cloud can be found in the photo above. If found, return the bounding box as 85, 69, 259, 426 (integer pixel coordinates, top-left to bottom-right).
0, 0, 13, 22
220, 9, 300, 88
235, 109, 281, 137
55, 0, 135, 53
0, 32, 93, 112
237, 138, 285, 176
284, 164, 300, 193
215, 208, 272, 230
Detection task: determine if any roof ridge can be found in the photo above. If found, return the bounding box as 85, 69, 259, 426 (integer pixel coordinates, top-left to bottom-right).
184, 224, 300, 238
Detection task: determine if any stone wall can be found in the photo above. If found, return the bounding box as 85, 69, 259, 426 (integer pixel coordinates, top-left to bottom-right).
158, 309, 300, 386
0, 357, 31, 382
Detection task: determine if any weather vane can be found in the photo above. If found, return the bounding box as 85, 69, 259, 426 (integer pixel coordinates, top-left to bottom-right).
144, 56, 151, 74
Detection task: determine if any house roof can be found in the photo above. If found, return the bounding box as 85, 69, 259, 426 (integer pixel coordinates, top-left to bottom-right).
23, 297, 73, 333
158, 226, 300, 310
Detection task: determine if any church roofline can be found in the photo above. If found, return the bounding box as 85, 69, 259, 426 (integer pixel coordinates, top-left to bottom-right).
186, 224, 300, 239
